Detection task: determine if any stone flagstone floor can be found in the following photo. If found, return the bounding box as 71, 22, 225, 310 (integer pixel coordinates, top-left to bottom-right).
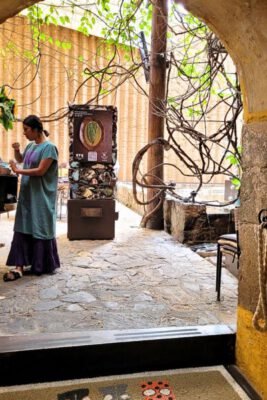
0, 202, 237, 335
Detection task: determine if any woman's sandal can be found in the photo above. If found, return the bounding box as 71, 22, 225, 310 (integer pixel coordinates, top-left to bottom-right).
3, 270, 23, 282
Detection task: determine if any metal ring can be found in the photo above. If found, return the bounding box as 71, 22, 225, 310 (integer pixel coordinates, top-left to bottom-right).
258, 209, 267, 224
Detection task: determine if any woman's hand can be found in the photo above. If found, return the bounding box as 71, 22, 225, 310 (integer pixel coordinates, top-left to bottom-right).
9, 160, 19, 174
12, 142, 23, 163
12, 142, 20, 151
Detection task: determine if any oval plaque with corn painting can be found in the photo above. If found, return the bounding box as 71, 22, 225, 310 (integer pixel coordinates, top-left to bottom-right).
80, 119, 103, 150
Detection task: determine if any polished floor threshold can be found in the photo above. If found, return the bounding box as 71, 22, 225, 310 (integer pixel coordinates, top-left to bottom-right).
0, 324, 236, 386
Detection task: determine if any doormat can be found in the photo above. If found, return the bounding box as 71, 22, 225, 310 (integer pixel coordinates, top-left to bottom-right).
0, 367, 250, 400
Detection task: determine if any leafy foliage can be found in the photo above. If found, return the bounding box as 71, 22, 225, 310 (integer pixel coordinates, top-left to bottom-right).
0, 86, 16, 131
25, 0, 153, 49
226, 146, 242, 189
25, 4, 72, 51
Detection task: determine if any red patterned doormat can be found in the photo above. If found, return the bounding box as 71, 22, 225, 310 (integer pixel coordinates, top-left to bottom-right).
0, 367, 249, 400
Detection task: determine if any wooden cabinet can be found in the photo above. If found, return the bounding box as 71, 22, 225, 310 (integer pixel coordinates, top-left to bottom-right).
67, 199, 118, 240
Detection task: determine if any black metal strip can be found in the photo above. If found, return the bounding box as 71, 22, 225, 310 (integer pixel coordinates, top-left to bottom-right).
225, 365, 262, 400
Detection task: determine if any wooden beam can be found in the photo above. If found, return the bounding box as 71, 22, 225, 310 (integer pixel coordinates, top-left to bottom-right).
146, 0, 168, 229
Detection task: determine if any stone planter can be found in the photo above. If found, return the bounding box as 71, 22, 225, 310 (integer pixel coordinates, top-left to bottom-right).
164, 199, 235, 244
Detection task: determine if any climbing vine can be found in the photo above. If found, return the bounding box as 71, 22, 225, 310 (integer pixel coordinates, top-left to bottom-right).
132, 6, 242, 219
0, 1, 242, 213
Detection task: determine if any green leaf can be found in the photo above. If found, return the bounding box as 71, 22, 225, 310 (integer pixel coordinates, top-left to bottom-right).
226, 154, 238, 165
51, 16, 58, 25
62, 41, 72, 50
60, 16, 66, 25
39, 32, 46, 41
231, 177, 241, 189
55, 39, 61, 47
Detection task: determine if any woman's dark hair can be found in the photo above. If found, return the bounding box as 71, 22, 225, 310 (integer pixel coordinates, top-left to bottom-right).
23, 115, 49, 137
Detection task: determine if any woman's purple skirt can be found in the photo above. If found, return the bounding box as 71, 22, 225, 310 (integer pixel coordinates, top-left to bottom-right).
6, 231, 60, 275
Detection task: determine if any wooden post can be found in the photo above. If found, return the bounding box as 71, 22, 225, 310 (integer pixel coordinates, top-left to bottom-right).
146, 0, 168, 229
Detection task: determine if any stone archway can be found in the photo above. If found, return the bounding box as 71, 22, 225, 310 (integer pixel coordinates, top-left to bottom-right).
181, 1, 267, 397
1, 0, 266, 397
0, 0, 40, 24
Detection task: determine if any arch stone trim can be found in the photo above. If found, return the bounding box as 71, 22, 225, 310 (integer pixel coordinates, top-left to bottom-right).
0, 0, 41, 25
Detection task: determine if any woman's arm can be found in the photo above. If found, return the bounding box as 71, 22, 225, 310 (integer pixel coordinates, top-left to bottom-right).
10, 158, 54, 176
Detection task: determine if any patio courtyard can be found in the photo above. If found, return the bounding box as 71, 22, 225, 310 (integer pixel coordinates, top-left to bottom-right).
0, 202, 237, 336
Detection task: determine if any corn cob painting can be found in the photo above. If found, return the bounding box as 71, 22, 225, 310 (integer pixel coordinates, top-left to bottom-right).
70, 104, 117, 165
80, 119, 103, 149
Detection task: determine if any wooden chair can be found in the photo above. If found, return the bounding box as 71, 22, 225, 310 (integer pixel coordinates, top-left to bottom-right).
57, 183, 68, 220
216, 232, 240, 301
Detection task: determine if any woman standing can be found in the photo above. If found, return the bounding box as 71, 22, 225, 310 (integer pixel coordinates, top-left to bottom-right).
3, 115, 60, 281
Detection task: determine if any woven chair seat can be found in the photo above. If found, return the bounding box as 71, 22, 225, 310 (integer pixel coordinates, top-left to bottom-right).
218, 233, 238, 248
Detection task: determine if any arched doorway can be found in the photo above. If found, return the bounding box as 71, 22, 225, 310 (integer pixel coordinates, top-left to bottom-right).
0, 0, 266, 397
